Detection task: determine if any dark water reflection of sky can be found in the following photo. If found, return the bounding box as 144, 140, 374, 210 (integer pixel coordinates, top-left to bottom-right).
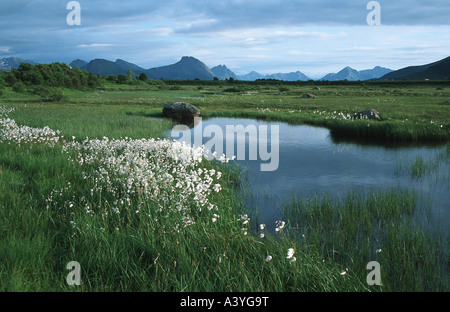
167, 117, 450, 231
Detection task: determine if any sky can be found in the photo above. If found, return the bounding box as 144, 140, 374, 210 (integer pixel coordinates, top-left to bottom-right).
1, 0, 450, 79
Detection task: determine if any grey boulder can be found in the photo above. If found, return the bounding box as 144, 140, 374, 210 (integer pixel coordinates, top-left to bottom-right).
162, 102, 201, 123
353, 108, 382, 121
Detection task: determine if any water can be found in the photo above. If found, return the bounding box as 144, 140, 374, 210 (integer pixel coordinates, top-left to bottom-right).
166, 117, 450, 230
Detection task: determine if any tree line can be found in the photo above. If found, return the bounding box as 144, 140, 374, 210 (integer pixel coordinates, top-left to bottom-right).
4, 62, 101, 90
0, 62, 102, 101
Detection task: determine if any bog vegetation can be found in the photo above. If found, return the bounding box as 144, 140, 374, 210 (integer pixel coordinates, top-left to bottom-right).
0, 63, 448, 291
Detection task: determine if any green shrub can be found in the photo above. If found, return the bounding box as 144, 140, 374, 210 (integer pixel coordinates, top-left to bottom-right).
117, 74, 128, 84
223, 86, 242, 92
44, 88, 64, 102
146, 79, 165, 86
32, 86, 64, 102
12, 81, 26, 93
104, 75, 117, 82
138, 73, 148, 81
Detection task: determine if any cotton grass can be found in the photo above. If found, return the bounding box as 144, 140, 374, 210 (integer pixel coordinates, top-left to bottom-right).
1, 107, 227, 233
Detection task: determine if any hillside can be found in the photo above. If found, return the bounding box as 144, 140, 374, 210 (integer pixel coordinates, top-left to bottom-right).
380, 56, 450, 80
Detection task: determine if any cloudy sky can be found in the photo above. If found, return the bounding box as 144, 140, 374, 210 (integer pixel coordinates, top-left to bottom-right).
1, 0, 450, 78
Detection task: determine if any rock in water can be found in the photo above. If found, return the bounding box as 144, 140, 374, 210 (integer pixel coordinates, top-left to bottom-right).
162, 102, 201, 125
353, 108, 382, 121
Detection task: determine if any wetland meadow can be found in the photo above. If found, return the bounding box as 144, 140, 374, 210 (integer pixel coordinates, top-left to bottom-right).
0, 78, 449, 292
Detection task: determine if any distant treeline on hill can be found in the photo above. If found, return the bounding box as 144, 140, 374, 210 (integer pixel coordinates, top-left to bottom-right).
3, 62, 101, 89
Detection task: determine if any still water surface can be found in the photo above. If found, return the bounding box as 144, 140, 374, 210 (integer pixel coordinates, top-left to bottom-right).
167, 117, 450, 230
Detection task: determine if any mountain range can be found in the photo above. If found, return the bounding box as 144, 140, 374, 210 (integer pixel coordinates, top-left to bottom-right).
239, 71, 311, 81
70, 56, 215, 80
67, 57, 396, 81
2, 55, 449, 81
68, 57, 387, 81
70, 58, 147, 76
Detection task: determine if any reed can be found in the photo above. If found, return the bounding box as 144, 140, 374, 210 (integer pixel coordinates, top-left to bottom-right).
282, 189, 448, 291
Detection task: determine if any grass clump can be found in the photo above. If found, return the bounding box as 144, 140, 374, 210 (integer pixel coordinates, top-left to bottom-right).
282, 189, 448, 291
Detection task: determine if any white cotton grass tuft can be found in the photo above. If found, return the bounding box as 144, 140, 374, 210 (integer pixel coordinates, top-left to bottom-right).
1, 107, 228, 232
275, 220, 286, 232
287, 248, 295, 259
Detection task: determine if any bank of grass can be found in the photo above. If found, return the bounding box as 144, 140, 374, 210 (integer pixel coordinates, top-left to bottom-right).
99, 81, 450, 145
3, 80, 449, 145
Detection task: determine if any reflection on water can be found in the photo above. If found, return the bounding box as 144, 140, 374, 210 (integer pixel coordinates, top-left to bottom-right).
167, 117, 450, 230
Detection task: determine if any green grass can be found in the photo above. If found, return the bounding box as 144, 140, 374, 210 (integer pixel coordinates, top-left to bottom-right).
282, 189, 448, 291
95, 81, 450, 144
4, 80, 450, 145
0, 81, 449, 292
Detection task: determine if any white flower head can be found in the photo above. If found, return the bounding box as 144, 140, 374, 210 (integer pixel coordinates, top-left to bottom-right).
287, 248, 295, 259
340, 268, 349, 276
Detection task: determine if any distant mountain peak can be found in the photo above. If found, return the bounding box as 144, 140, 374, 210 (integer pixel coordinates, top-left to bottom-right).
69, 59, 87, 68
146, 56, 216, 80
320, 66, 393, 81
179, 56, 201, 63
211, 64, 239, 80
0, 56, 37, 70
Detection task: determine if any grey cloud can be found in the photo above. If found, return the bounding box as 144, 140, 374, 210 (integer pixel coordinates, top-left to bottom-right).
0, 0, 449, 71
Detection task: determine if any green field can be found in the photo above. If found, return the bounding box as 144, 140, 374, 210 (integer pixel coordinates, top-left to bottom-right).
0, 78, 449, 292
